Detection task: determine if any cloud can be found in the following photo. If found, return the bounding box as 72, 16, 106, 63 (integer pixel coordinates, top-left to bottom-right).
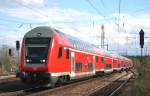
15, 0, 45, 7
0, 0, 46, 8
0, 2, 105, 23
0, 1, 150, 55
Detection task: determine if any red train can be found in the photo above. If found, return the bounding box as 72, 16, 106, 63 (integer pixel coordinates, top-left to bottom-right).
16, 26, 133, 86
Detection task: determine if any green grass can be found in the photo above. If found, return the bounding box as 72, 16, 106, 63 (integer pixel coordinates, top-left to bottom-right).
131, 56, 150, 96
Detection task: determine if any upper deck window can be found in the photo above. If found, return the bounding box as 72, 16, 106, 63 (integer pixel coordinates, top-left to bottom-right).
26, 38, 50, 45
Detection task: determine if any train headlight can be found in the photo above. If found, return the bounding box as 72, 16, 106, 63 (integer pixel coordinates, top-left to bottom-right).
26, 59, 30, 63
40, 59, 46, 63
42, 59, 46, 63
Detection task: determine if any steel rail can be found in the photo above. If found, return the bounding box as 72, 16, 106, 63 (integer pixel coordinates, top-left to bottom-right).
84, 72, 130, 96
27, 73, 126, 96
108, 73, 133, 96
0, 76, 98, 96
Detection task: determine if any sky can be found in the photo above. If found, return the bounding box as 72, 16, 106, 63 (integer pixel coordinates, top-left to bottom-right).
0, 0, 150, 56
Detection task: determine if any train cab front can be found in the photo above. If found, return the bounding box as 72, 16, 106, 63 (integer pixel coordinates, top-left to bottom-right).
17, 27, 54, 85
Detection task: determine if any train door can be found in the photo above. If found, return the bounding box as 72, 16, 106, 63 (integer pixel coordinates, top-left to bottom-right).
93, 56, 96, 74
70, 52, 75, 79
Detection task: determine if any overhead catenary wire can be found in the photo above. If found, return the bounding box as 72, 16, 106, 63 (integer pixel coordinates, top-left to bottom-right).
99, 0, 112, 15
118, 0, 121, 33
123, 5, 150, 23
0, 0, 120, 30
132, 6, 150, 14
0, 16, 117, 26
86, 0, 105, 18
85, 0, 120, 51
100, 0, 105, 7
15, 1, 115, 26
15, 1, 49, 19
85, 0, 118, 31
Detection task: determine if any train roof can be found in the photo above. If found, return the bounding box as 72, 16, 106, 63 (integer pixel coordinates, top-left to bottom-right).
102, 49, 113, 57
55, 28, 105, 55
24, 26, 55, 38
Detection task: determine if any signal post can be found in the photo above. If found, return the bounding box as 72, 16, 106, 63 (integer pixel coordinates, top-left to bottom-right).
139, 29, 144, 61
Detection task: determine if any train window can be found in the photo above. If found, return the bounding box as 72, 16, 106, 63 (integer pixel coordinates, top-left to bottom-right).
72, 43, 74, 48
74, 41, 77, 49
76, 62, 82, 72
72, 39, 74, 48
74, 40, 76, 48
78, 42, 80, 50
82, 43, 84, 50
84, 43, 86, 51
81, 43, 83, 50
81, 42, 83, 50
113, 59, 116, 64
78, 41, 80, 50
58, 47, 62, 58
73, 40, 75, 48
66, 48, 70, 59
96, 56, 98, 62
75, 41, 78, 49
102, 57, 105, 63
88, 63, 93, 71
105, 64, 112, 69
26, 38, 50, 45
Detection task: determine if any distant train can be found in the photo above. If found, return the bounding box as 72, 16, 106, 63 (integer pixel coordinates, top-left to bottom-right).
16, 26, 133, 86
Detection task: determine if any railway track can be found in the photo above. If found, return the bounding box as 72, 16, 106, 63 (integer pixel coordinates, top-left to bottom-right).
0, 71, 133, 96
0, 86, 49, 96
0, 73, 17, 85
0, 72, 16, 80
0, 75, 16, 80
108, 73, 133, 96
0, 72, 15, 76
28, 72, 131, 96
87, 72, 133, 96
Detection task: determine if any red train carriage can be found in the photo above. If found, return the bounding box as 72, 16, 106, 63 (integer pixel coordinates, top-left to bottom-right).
122, 57, 129, 70
119, 56, 124, 71
117, 56, 122, 71
17, 26, 133, 86
103, 51, 113, 73
112, 54, 120, 72
124, 58, 129, 70
17, 26, 106, 85
95, 53, 105, 76
124, 58, 133, 70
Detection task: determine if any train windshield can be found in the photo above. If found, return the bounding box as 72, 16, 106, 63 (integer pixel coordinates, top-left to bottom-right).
26, 46, 48, 58
25, 38, 51, 64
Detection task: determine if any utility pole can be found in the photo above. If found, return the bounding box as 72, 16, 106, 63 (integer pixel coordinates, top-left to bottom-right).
145, 47, 147, 56
93, 21, 95, 29
106, 44, 108, 50
125, 36, 128, 56
2, 45, 4, 73
101, 24, 105, 49
30, 24, 32, 29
